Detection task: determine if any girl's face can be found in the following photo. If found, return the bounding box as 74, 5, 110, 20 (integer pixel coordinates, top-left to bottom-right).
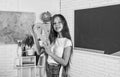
53, 17, 63, 33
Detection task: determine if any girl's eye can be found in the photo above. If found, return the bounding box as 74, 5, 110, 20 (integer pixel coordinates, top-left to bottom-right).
53, 23, 56, 25
53, 22, 62, 25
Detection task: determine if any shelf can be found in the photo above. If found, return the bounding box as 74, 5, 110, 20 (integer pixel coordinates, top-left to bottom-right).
15, 56, 36, 66
15, 65, 43, 69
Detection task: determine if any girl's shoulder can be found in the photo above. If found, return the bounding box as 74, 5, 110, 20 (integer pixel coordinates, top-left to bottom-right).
64, 38, 72, 47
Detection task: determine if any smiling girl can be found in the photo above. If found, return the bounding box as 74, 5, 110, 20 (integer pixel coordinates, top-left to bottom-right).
44, 14, 73, 77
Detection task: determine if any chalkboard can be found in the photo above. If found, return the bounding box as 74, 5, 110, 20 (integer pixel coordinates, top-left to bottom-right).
75, 4, 120, 54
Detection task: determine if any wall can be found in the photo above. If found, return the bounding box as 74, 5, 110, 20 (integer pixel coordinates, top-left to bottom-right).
0, 0, 60, 23
0, 44, 18, 77
0, 0, 60, 77
69, 48, 120, 77
18, 0, 60, 22
60, 0, 120, 77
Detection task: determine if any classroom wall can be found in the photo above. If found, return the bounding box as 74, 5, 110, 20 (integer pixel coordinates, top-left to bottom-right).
60, 0, 120, 77
0, 0, 60, 77
0, 44, 18, 77
69, 48, 120, 77
0, 0, 60, 22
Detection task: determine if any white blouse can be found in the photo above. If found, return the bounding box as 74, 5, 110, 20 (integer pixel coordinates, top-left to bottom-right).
47, 37, 72, 64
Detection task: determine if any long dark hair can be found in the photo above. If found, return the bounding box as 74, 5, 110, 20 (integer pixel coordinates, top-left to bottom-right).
49, 14, 73, 76
49, 14, 71, 43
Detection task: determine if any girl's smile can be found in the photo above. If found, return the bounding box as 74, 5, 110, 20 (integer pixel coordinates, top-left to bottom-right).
53, 17, 63, 32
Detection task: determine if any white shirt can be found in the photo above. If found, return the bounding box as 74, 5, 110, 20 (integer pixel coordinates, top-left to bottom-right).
47, 37, 72, 64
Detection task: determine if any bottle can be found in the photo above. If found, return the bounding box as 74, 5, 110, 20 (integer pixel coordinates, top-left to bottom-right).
17, 40, 22, 57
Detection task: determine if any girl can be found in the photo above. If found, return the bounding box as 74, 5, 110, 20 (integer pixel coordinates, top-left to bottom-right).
44, 14, 73, 77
